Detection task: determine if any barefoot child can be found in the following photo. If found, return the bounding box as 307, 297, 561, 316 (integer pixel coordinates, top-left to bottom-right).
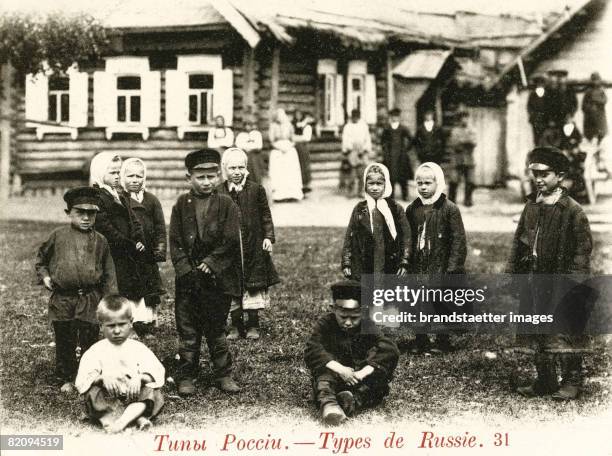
508, 147, 592, 400
305, 281, 400, 425
90, 153, 150, 336
75, 295, 165, 433
36, 187, 117, 392
218, 148, 280, 340
341, 163, 411, 281
120, 158, 167, 335
405, 162, 467, 353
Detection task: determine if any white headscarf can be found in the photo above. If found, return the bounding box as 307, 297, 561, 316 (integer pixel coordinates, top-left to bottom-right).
90, 152, 122, 200
415, 162, 446, 205
221, 147, 249, 191
120, 157, 147, 203
363, 163, 397, 240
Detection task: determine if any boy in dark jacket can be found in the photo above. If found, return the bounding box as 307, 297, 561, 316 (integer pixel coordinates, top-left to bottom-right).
508, 146, 592, 400
305, 281, 400, 425
169, 148, 242, 396
36, 187, 117, 392
218, 147, 280, 340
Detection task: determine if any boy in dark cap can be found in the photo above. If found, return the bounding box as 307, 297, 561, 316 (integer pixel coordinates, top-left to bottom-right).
35, 187, 118, 393
507, 146, 592, 400
169, 148, 242, 395
304, 281, 399, 425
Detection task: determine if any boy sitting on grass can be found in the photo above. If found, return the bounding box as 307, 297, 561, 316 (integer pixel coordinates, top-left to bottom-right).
36, 187, 117, 393
75, 295, 165, 433
305, 281, 399, 425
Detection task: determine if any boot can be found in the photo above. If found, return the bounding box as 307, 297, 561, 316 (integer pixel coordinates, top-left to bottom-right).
430, 334, 453, 354
215, 376, 241, 394
464, 182, 474, 207
321, 403, 347, 426
518, 352, 558, 397
551, 384, 580, 400
409, 334, 431, 354
246, 310, 260, 340
552, 355, 582, 400
227, 309, 244, 340
336, 391, 355, 417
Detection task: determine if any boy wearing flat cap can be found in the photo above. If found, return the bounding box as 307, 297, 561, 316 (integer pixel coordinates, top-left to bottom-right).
35, 187, 118, 393
304, 281, 399, 425
507, 146, 592, 400
169, 148, 242, 395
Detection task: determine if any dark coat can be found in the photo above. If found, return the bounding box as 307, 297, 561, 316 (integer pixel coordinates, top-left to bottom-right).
381, 125, 413, 182
128, 191, 167, 301
218, 179, 280, 289
94, 186, 148, 301
169, 190, 242, 297
582, 86, 608, 140
527, 90, 548, 127
405, 194, 467, 273
507, 190, 592, 320
507, 190, 592, 275
414, 124, 446, 164
304, 313, 399, 377
341, 198, 412, 281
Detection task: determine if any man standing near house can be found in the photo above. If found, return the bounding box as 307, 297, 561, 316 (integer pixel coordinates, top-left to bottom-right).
447, 108, 477, 207
527, 74, 549, 146
414, 110, 446, 165
547, 69, 578, 128
381, 108, 413, 201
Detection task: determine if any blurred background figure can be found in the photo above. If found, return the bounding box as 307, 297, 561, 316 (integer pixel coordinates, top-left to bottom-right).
582, 72, 608, 146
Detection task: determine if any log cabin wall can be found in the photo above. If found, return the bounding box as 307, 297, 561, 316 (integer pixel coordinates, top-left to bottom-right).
14, 28, 249, 197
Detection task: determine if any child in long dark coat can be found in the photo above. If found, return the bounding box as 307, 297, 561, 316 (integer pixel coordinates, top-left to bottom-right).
120, 158, 167, 334
508, 147, 592, 400
218, 148, 280, 340
89, 152, 150, 335
341, 163, 411, 281
405, 162, 467, 353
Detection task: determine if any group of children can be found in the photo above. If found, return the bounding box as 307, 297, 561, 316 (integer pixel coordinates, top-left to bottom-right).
36, 141, 592, 430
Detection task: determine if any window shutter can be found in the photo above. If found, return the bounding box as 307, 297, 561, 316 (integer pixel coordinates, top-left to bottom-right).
335, 74, 344, 126
364, 74, 377, 124
141, 71, 161, 127
69, 71, 89, 127
213, 69, 233, 126
25, 73, 49, 124
165, 70, 188, 126
93, 71, 115, 127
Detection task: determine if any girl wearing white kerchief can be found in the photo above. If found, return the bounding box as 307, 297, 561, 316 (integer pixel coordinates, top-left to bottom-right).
90, 151, 123, 201
341, 162, 412, 281
405, 161, 467, 353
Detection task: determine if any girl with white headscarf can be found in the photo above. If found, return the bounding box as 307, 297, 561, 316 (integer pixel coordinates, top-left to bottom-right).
90, 152, 153, 335
268, 108, 303, 202
218, 147, 280, 340
341, 162, 412, 281
405, 162, 467, 353
120, 157, 168, 334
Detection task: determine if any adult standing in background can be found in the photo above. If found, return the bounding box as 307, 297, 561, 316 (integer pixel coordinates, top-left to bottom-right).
207, 115, 234, 151
292, 110, 314, 195
582, 72, 608, 144
527, 74, 549, 146
447, 109, 477, 207
547, 70, 578, 128
381, 108, 413, 201
235, 116, 265, 184
268, 108, 303, 202
414, 110, 446, 165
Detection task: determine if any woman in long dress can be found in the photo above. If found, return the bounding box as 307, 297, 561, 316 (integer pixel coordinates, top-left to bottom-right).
268, 108, 303, 201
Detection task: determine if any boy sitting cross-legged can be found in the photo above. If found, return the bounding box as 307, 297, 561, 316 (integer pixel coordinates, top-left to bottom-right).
304, 280, 400, 425
75, 295, 165, 433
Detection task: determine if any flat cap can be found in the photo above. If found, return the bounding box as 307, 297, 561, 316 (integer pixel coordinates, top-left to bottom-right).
547, 69, 568, 77
528, 146, 570, 173
64, 186, 100, 211
185, 148, 221, 171
331, 280, 361, 309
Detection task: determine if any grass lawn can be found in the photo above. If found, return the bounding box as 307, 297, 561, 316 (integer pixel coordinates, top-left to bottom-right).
0, 220, 611, 433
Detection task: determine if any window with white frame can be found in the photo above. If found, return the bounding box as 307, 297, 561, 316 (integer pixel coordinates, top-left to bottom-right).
48, 76, 70, 123
188, 73, 214, 125
317, 59, 343, 129
348, 74, 365, 114
116, 76, 142, 123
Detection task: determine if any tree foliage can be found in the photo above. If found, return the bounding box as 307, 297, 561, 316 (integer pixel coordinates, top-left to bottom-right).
0, 11, 108, 79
